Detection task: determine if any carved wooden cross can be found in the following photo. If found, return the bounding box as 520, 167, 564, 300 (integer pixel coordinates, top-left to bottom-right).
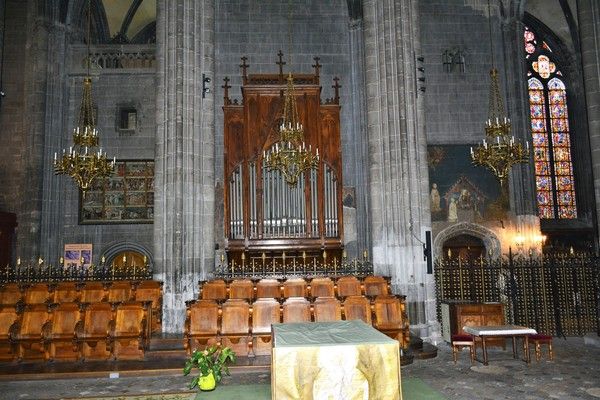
222, 77, 231, 105
332, 77, 341, 103
276, 50, 286, 77
312, 57, 321, 78
239, 57, 249, 82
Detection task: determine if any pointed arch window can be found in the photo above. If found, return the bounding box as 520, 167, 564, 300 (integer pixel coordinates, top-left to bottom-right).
524, 27, 577, 219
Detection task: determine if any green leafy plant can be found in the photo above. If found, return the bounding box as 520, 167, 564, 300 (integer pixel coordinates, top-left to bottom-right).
183, 346, 236, 389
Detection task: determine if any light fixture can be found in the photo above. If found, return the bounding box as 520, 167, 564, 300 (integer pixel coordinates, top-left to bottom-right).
263, 2, 319, 186
470, 0, 528, 188
442, 48, 465, 73
53, 0, 114, 195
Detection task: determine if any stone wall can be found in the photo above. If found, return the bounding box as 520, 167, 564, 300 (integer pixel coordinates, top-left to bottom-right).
419, 0, 506, 145
57, 70, 156, 262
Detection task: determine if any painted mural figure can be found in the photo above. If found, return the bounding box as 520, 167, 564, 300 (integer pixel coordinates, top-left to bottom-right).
430, 183, 441, 213
448, 198, 458, 222
458, 189, 472, 210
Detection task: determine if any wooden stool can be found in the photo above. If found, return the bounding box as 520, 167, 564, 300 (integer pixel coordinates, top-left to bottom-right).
528, 334, 553, 361
451, 334, 475, 364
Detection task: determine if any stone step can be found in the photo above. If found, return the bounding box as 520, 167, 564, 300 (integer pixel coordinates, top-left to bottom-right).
148, 334, 185, 351
145, 349, 188, 361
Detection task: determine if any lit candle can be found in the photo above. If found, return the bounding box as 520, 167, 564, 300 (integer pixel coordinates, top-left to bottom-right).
59, 257, 64, 265
122, 255, 127, 263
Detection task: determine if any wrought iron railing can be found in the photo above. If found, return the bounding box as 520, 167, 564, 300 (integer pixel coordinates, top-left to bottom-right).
434, 251, 600, 337
0, 261, 153, 283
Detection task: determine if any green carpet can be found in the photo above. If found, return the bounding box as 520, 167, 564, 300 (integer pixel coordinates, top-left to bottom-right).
69, 378, 446, 400
192, 379, 446, 399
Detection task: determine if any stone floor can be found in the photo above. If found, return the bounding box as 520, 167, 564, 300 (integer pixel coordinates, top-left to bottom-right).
0, 336, 599, 400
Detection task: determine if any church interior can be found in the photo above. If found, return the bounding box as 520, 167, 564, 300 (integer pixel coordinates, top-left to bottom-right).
0, 0, 599, 399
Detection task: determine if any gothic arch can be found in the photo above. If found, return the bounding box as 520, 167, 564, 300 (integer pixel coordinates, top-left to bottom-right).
433, 223, 501, 261
99, 241, 153, 265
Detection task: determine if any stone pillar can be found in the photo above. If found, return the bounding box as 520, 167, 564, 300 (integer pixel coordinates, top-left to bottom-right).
10, 1, 58, 260
363, 0, 438, 339
578, 0, 600, 235
500, 9, 537, 216
155, 0, 215, 333
348, 17, 370, 257
39, 16, 69, 262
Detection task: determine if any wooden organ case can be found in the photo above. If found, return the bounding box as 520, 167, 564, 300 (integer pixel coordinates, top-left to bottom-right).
223, 56, 343, 264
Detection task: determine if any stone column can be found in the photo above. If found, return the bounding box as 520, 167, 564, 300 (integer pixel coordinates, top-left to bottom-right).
348, 17, 370, 257
578, 0, 600, 234
363, 0, 438, 339
500, 8, 537, 216
155, 0, 215, 333
12, 1, 58, 260
39, 14, 69, 262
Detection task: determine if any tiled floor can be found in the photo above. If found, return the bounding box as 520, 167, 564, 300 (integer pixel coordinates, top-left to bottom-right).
0, 337, 599, 400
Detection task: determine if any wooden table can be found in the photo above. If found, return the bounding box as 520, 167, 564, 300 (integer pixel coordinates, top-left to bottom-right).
463, 325, 537, 365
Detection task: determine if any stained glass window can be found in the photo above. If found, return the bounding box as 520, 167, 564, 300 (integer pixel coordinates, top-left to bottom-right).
524, 27, 577, 219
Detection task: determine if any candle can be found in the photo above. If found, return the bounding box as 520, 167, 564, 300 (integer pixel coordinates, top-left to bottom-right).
470, 147, 474, 156
122, 255, 127, 263
16, 257, 20, 266
38, 257, 43, 265
143, 255, 147, 264
101, 255, 106, 263
54, 152, 57, 161
59, 256, 64, 265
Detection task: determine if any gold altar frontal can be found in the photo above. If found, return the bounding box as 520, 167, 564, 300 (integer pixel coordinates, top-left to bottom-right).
271, 320, 402, 400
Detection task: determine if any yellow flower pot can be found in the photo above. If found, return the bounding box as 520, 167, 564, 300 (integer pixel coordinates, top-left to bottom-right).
198, 371, 216, 391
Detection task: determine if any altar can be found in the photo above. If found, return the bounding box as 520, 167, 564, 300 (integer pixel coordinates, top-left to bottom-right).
271, 320, 402, 400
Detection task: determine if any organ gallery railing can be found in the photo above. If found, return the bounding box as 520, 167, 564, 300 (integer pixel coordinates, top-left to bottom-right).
214, 251, 373, 279
434, 251, 600, 337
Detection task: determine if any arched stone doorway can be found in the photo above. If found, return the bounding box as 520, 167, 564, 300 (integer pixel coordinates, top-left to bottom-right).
442, 234, 484, 261
99, 242, 153, 268
433, 222, 501, 261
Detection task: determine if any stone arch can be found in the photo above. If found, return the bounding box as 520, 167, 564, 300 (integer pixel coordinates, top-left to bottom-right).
433, 223, 501, 261
99, 241, 153, 265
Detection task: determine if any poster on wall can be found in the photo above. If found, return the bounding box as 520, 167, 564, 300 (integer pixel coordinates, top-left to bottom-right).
63, 243, 93, 268
427, 145, 503, 223
80, 160, 154, 224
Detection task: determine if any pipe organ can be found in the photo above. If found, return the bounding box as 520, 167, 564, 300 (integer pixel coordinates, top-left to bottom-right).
223, 56, 343, 263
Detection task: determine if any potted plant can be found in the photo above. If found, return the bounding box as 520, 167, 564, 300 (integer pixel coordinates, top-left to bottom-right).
183, 346, 236, 391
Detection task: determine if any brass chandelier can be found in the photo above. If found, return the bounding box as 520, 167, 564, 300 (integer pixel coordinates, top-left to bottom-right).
264, 73, 319, 186
53, 0, 114, 195
264, 1, 318, 186
470, 0, 529, 187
